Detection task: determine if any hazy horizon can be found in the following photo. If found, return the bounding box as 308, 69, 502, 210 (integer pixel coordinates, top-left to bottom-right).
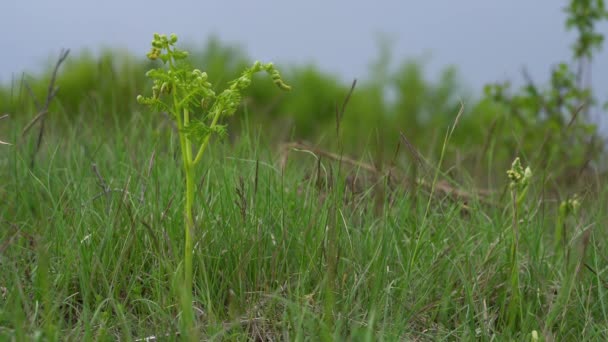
2, 1, 607, 100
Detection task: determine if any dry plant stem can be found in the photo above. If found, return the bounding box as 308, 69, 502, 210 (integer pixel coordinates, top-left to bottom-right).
533, 102, 587, 169
335, 79, 357, 137
21, 49, 70, 168
20, 110, 48, 136
399, 131, 433, 176
0, 114, 10, 145
280, 141, 493, 204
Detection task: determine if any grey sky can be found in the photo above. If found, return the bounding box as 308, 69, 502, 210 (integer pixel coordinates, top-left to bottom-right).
2, 0, 607, 100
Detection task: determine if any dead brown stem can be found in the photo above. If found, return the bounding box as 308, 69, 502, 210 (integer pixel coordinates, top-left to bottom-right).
21, 49, 70, 168
280, 141, 492, 204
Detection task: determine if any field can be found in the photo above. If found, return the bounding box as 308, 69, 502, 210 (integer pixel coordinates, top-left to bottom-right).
2, 5, 608, 340
1, 72, 607, 341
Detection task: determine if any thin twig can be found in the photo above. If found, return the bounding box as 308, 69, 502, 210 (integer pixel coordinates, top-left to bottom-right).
0, 114, 10, 145
160, 194, 176, 221
399, 131, 432, 175
21, 110, 48, 136
335, 79, 357, 137
43, 49, 70, 109
87, 188, 133, 203
22, 81, 41, 110
139, 150, 156, 204
87, 163, 135, 209
565, 102, 586, 129
584, 263, 608, 289
22, 49, 70, 168
533, 102, 587, 168
91, 163, 110, 192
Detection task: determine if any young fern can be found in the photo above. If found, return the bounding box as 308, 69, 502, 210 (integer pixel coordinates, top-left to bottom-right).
137, 33, 290, 334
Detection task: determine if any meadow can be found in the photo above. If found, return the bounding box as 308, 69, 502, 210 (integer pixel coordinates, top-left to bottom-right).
2, 3, 608, 340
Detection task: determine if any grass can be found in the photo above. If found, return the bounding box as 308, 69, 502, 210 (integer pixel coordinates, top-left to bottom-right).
1, 91, 608, 341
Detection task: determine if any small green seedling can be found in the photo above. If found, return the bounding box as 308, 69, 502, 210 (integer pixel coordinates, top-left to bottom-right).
507, 157, 532, 206
555, 194, 581, 255
137, 33, 290, 334
505, 157, 532, 329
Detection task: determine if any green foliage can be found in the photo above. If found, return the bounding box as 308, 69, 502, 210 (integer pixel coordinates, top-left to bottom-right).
565, 0, 608, 58
555, 193, 581, 254
389, 62, 465, 152
276, 65, 345, 137
137, 33, 290, 161
136, 33, 290, 338
475, 0, 608, 186
2, 106, 608, 340
2, 3, 608, 340
2, 0, 606, 191
140, 35, 288, 131
4, 50, 147, 121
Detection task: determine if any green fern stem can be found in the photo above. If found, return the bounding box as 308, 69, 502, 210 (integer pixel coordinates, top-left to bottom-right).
176, 102, 196, 333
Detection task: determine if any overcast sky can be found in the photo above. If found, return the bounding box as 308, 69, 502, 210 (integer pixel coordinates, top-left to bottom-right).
2, 0, 607, 100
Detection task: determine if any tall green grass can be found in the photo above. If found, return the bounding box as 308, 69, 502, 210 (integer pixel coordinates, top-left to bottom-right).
1, 92, 607, 340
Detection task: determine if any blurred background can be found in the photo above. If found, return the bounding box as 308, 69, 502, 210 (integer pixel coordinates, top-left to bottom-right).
2, 0, 607, 187
3, 0, 607, 92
